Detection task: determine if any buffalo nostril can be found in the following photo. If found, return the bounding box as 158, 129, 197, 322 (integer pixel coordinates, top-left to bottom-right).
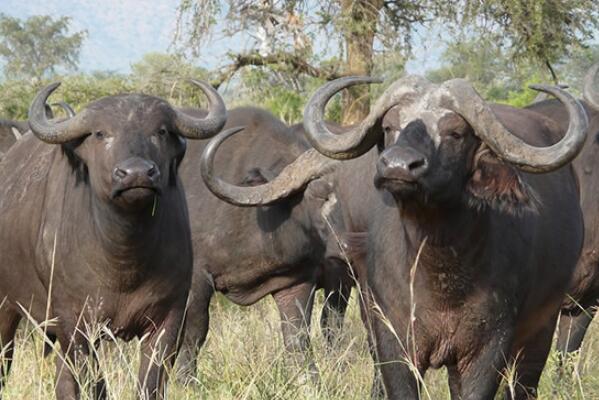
147, 166, 157, 177
114, 168, 127, 179
408, 158, 426, 171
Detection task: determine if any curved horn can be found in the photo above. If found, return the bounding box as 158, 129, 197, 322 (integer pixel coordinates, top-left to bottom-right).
175, 79, 227, 139
532, 84, 568, 103
51, 101, 76, 118
583, 62, 599, 111
438, 79, 588, 173
303, 75, 431, 160
201, 127, 338, 206
28, 83, 90, 144
303, 77, 382, 160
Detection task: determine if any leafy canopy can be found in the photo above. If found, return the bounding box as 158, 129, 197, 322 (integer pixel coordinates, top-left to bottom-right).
0, 14, 86, 82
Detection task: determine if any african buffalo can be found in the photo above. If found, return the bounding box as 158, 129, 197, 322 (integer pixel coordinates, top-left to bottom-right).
302, 76, 587, 399
195, 107, 394, 396
201, 75, 588, 398
0, 102, 75, 156
175, 107, 353, 381
525, 63, 599, 357
0, 119, 26, 156
0, 80, 226, 399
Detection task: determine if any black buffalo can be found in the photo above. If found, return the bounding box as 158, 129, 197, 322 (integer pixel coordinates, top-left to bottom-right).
201, 75, 588, 399
176, 107, 353, 380
302, 76, 587, 399
526, 63, 599, 357
0, 80, 226, 399
0, 102, 75, 157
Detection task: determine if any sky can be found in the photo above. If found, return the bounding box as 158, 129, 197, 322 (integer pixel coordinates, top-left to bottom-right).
0, 0, 441, 75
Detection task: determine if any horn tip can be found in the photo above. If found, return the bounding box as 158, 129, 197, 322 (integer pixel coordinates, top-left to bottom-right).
187, 78, 213, 89
48, 82, 62, 91
224, 125, 245, 135
528, 84, 548, 92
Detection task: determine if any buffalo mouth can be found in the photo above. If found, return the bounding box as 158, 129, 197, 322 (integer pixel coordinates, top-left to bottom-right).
111, 185, 161, 200
374, 173, 419, 195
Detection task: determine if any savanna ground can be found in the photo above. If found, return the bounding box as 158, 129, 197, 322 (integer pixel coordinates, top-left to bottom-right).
1, 289, 598, 400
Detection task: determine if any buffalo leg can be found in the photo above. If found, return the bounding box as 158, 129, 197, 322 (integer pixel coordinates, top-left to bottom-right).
54, 328, 107, 400
451, 335, 513, 400
447, 365, 462, 400
138, 306, 185, 400
54, 332, 90, 400
357, 288, 385, 400
557, 307, 596, 355
272, 282, 319, 382
0, 308, 20, 396
370, 314, 423, 399
177, 271, 214, 383
504, 317, 557, 400
320, 283, 351, 346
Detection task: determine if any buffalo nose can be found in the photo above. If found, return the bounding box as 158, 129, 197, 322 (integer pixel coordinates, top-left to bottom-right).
377, 146, 428, 181
112, 158, 160, 182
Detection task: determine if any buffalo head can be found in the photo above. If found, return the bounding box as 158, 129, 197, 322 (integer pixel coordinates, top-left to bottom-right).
28, 80, 227, 210
303, 76, 588, 214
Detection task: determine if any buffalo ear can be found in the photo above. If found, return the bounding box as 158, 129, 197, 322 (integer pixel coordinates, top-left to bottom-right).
465, 153, 540, 215
240, 167, 270, 186
61, 139, 88, 184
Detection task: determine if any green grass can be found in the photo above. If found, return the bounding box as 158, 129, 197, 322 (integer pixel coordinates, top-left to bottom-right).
1, 292, 599, 399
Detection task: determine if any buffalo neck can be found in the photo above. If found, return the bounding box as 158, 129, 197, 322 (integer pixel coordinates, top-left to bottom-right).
394, 198, 490, 304
77, 182, 180, 289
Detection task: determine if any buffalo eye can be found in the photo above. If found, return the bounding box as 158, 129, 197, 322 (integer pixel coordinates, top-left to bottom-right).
449, 131, 462, 140
94, 131, 104, 140
158, 127, 168, 136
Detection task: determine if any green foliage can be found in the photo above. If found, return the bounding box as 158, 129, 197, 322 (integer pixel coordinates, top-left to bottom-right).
130, 52, 209, 107
462, 0, 599, 72
0, 14, 86, 82
0, 72, 132, 120
0, 52, 211, 119
234, 68, 327, 124
556, 44, 599, 93
427, 35, 551, 105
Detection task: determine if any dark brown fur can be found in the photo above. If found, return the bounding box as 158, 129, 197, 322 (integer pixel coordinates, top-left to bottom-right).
526, 99, 599, 355
176, 108, 353, 380
332, 104, 583, 399
0, 95, 193, 400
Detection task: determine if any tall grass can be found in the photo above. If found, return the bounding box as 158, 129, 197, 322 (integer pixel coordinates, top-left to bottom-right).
1, 292, 598, 399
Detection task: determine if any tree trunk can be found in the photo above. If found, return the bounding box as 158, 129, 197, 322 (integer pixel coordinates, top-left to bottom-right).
340, 0, 383, 125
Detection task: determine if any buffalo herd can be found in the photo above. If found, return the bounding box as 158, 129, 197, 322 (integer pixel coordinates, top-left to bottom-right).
1, 62, 599, 399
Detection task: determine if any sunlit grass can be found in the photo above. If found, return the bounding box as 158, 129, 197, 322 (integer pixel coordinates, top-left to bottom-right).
2, 292, 599, 399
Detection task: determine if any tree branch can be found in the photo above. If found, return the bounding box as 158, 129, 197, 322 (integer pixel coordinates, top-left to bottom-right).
210, 51, 345, 88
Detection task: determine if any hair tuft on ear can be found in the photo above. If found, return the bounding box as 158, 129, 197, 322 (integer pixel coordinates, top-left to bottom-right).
61, 141, 88, 184
240, 167, 270, 186
465, 154, 541, 216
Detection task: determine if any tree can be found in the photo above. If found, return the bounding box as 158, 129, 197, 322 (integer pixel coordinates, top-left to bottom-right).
175, 0, 447, 124
555, 44, 599, 92
0, 71, 132, 120
0, 14, 86, 82
176, 0, 599, 123
130, 52, 209, 106
426, 35, 546, 106
461, 0, 599, 83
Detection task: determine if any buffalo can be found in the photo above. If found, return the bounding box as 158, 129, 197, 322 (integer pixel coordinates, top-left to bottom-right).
0, 102, 75, 157
0, 80, 226, 399
302, 76, 587, 399
0, 119, 26, 155
175, 107, 353, 381
196, 109, 391, 397
201, 75, 588, 399
526, 63, 599, 357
